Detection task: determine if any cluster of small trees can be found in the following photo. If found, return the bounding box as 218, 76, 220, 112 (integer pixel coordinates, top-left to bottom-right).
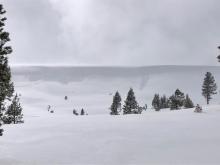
152, 94, 169, 111
0, 5, 23, 136
110, 88, 145, 115
73, 108, 87, 116
170, 90, 194, 110
111, 70, 218, 114
151, 71, 218, 111
152, 89, 194, 111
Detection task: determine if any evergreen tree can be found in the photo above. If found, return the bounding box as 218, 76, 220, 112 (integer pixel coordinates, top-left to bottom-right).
217, 46, 220, 62
110, 91, 121, 115
123, 88, 139, 114
160, 95, 169, 109
169, 89, 185, 110
5, 94, 23, 124
80, 108, 85, 115
152, 94, 161, 111
202, 72, 217, 105
0, 4, 14, 134
183, 94, 194, 109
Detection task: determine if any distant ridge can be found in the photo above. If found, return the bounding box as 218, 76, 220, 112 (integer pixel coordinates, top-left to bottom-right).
11, 64, 220, 68
11, 65, 220, 84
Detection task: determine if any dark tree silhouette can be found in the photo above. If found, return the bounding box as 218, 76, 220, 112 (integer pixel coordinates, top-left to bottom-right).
0, 4, 15, 135
110, 91, 121, 115
183, 94, 194, 109
80, 108, 85, 115
123, 88, 140, 114
5, 94, 23, 124
152, 94, 161, 111
217, 46, 220, 62
202, 72, 217, 105
169, 89, 185, 110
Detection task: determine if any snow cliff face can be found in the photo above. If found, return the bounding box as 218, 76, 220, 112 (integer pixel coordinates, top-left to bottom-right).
11, 66, 220, 114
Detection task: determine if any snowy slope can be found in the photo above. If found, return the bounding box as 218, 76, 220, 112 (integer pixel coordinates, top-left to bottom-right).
1, 105, 220, 164
11, 65, 220, 115
1, 66, 220, 164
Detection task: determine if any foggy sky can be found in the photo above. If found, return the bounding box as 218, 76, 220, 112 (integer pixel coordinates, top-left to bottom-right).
2, 0, 220, 66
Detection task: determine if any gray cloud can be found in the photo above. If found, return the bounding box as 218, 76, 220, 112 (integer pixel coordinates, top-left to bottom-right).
2, 0, 220, 66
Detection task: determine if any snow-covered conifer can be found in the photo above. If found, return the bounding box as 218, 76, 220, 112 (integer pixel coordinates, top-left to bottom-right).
183, 94, 194, 109
152, 94, 161, 111
202, 72, 217, 105
5, 94, 23, 124
0, 4, 15, 134
160, 95, 169, 109
110, 91, 121, 115
123, 88, 139, 114
169, 89, 185, 110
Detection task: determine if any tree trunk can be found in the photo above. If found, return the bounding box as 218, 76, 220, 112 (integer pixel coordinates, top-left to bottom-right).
13, 106, 16, 124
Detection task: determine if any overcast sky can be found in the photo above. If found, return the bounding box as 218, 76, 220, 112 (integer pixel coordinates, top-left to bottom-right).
2, 0, 220, 66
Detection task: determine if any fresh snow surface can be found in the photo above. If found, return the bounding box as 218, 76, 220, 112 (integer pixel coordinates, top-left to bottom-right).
1, 105, 220, 164
1, 65, 220, 164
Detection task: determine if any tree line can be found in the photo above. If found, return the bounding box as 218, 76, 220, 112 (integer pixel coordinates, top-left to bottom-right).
110, 88, 146, 115
152, 89, 194, 111
110, 71, 218, 114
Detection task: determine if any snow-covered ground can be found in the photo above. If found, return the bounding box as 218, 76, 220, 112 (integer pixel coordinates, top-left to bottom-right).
11, 65, 220, 115
1, 65, 220, 164
1, 105, 220, 164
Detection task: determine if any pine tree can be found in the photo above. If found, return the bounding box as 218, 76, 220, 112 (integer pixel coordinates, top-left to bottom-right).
123, 88, 139, 114
0, 4, 14, 134
202, 72, 217, 105
152, 94, 161, 111
183, 94, 194, 109
5, 94, 23, 124
160, 95, 169, 109
217, 46, 220, 62
110, 91, 121, 115
169, 89, 185, 110
80, 108, 85, 115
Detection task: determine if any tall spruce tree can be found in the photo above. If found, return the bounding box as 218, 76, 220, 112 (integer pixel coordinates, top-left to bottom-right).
5, 94, 23, 124
0, 4, 14, 135
202, 72, 217, 104
110, 91, 121, 115
183, 94, 194, 109
169, 89, 185, 110
123, 88, 139, 114
152, 94, 161, 111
